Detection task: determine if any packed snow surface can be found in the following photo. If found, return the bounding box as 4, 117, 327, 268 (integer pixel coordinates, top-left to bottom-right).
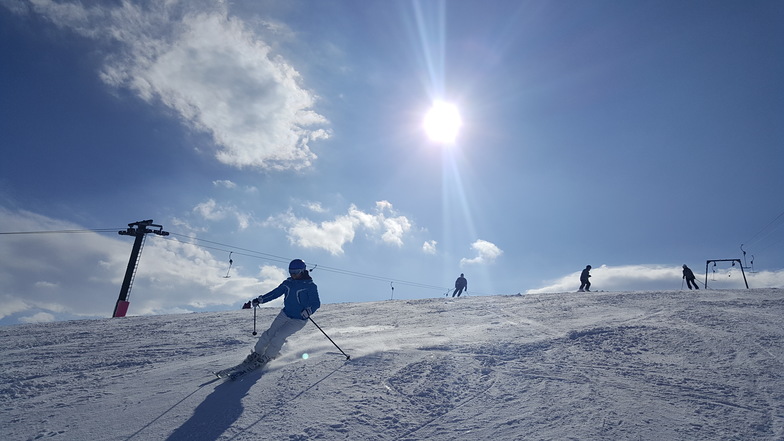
2, 289, 783, 440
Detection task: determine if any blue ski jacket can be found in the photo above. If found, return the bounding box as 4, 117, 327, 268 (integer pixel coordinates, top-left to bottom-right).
257, 272, 320, 320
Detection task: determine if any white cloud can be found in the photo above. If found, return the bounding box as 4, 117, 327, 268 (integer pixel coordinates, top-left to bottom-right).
348, 205, 381, 230
170, 216, 205, 233
422, 240, 438, 255
267, 201, 414, 255
213, 180, 237, 189
0, 207, 127, 320
193, 199, 227, 221
305, 202, 327, 213
193, 199, 253, 230
0, 295, 29, 320
8, 0, 330, 171
253, 264, 289, 308
375, 200, 393, 211
745, 269, 784, 288
258, 264, 288, 284
381, 216, 411, 247
212, 180, 258, 194
19, 312, 55, 324
278, 211, 356, 256
460, 240, 503, 266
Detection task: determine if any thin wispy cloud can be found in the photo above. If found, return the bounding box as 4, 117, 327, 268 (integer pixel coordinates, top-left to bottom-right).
193, 199, 253, 230
213, 180, 237, 189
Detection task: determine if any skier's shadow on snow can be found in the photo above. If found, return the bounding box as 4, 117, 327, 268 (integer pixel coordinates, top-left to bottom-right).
165, 372, 261, 441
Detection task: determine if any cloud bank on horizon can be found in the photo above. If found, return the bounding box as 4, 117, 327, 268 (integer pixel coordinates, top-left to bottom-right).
526, 264, 784, 294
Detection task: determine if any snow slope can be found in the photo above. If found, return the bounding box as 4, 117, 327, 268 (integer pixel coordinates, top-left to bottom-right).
2, 289, 783, 440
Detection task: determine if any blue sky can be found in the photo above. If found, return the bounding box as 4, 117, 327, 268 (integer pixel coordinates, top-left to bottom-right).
1, 0, 783, 325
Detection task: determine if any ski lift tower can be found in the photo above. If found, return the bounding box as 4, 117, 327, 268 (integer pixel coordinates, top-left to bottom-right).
740, 244, 755, 273
113, 220, 169, 317
704, 259, 749, 290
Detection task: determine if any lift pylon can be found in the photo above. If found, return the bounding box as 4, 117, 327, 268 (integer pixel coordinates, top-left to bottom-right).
113, 220, 169, 317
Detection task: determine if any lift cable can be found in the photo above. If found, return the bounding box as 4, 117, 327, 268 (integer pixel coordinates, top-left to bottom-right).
743, 209, 784, 251
163, 233, 457, 294
0, 228, 120, 235
1, 227, 472, 295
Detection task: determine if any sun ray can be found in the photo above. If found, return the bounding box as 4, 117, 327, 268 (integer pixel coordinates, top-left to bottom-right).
405, 1, 484, 288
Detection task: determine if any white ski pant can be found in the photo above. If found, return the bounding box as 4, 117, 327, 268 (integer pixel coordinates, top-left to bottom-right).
254, 310, 307, 359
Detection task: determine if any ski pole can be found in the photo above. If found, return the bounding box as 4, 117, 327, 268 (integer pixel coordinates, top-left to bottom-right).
252, 305, 258, 336
681, 278, 684, 290
309, 316, 350, 360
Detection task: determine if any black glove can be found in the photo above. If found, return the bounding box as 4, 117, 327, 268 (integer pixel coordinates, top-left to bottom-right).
300, 307, 312, 319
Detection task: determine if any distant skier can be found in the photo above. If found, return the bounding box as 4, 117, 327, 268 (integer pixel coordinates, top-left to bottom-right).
242, 259, 321, 369
578, 265, 592, 292
682, 264, 699, 290
453, 273, 467, 297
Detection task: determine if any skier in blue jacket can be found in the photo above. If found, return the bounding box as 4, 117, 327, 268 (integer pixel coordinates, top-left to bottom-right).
242, 259, 321, 368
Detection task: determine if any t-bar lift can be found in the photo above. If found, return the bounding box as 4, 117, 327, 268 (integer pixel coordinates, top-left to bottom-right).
704, 259, 749, 290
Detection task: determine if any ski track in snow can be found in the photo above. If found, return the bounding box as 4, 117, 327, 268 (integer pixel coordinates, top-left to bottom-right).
1, 289, 783, 440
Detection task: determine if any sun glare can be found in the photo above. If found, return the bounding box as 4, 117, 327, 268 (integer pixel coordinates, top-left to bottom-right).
423, 101, 462, 144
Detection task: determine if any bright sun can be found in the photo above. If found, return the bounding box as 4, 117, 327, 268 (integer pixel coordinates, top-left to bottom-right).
423, 101, 462, 144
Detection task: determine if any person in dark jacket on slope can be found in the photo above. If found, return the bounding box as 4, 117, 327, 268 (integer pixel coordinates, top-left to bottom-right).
682, 264, 699, 290
453, 273, 467, 297
242, 259, 321, 367
578, 265, 592, 292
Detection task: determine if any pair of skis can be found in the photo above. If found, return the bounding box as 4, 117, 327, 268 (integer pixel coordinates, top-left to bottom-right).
214, 316, 350, 381
214, 358, 269, 381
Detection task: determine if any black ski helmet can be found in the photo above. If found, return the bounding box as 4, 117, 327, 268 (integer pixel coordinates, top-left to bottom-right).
289, 259, 306, 274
